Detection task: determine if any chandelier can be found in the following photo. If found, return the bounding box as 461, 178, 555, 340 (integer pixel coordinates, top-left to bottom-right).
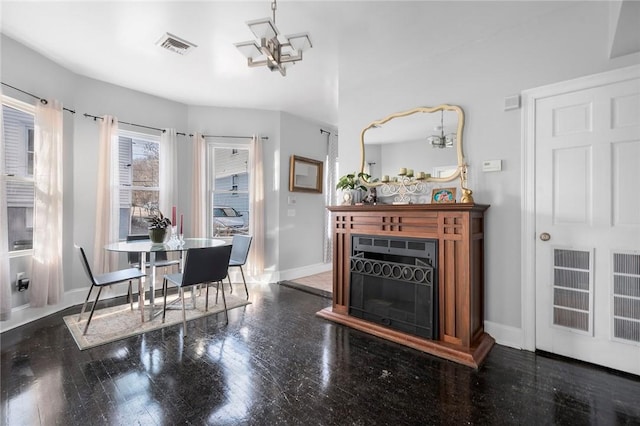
234, 0, 312, 76
427, 110, 456, 149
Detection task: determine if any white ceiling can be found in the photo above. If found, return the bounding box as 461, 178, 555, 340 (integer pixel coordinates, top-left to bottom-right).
1, 1, 581, 127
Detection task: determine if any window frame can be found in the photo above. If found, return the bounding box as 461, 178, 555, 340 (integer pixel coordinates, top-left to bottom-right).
2, 95, 36, 257
207, 141, 251, 237
118, 129, 161, 240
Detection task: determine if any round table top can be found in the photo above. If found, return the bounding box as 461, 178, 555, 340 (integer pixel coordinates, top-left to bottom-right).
105, 237, 227, 253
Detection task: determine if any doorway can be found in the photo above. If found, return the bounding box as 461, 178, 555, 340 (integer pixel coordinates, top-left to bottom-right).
522, 65, 640, 375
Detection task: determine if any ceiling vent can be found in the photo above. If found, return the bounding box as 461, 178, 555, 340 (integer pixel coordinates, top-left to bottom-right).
155, 32, 197, 55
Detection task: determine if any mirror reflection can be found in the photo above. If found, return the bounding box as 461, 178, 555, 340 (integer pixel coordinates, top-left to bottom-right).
359, 104, 473, 203
360, 106, 463, 182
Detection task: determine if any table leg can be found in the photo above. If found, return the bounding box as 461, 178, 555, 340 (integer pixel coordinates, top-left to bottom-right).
139, 252, 146, 322
149, 251, 156, 321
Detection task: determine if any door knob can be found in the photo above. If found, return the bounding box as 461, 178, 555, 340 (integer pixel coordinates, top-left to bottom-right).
540, 232, 551, 241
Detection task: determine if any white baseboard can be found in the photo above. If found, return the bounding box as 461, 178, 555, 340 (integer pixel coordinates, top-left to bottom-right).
484, 321, 525, 350
0, 281, 141, 333
0, 288, 87, 333
278, 263, 332, 282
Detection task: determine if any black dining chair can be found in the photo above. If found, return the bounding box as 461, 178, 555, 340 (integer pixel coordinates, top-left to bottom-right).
162, 245, 233, 336
226, 234, 252, 300
76, 244, 146, 335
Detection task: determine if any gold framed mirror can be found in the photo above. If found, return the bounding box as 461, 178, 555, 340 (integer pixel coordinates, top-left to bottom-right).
359, 104, 473, 203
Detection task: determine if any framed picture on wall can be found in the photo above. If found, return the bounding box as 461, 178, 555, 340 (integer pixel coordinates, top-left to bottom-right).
289, 155, 323, 193
431, 187, 456, 204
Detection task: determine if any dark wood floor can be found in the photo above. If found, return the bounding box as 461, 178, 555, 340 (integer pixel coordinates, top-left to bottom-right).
2, 283, 639, 425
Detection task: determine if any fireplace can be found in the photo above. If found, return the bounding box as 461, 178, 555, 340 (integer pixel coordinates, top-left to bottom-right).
349, 235, 438, 340
319, 204, 494, 368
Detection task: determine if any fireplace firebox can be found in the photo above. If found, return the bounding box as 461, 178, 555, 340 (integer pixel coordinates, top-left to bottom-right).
349, 235, 438, 340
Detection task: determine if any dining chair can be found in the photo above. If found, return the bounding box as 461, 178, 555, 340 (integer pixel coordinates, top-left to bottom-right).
125, 234, 180, 301
226, 234, 252, 300
162, 245, 233, 336
76, 244, 146, 335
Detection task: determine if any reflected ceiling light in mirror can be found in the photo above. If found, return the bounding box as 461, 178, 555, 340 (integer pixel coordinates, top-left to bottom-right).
234, 0, 313, 77
427, 111, 456, 149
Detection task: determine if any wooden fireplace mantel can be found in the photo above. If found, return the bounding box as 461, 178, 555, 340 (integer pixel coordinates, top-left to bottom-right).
317, 203, 494, 368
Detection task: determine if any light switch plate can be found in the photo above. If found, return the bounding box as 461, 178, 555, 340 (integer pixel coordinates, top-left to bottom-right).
287, 209, 296, 217
482, 159, 502, 172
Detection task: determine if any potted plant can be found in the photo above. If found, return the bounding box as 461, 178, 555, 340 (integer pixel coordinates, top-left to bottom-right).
336, 172, 371, 205
147, 210, 171, 243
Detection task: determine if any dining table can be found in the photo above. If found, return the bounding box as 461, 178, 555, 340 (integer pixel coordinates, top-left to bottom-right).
105, 237, 228, 320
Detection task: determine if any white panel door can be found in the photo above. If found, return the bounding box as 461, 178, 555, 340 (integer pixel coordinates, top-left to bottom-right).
535, 77, 640, 375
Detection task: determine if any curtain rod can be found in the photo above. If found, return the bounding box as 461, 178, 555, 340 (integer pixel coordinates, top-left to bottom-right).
83, 113, 188, 136
320, 128, 338, 137
202, 134, 268, 140
2, 82, 76, 114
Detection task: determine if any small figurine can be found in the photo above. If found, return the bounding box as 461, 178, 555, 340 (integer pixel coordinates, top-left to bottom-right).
363, 187, 377, 205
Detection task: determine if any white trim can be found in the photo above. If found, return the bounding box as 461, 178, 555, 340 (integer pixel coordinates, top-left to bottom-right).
1, 95, 35, 114
0, 288, 87, 333
484, 321, 524, 350
520, 64, 640, 352
278, 262, 332, 283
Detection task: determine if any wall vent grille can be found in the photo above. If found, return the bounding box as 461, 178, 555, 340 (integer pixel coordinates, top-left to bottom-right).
552, 248, 593, 334
613, 252, 640, 343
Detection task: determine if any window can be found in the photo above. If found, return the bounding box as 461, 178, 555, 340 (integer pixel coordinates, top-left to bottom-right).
119, 131, 160, 239
2, 96, 35, 252
208, 144, 250, 236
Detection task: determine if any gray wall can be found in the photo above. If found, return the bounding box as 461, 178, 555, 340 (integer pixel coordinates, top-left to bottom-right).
279, 112, 335, 271
338, 1, 640, 335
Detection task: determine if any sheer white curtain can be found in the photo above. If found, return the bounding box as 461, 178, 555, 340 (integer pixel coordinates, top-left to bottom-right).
159, 128, 178, 221
30, 99, 64, 307
248, 135, 264, 276
323, 132, 338, 263
0, 105, 10, 320
189, 132, 206, 238
93, 115, 119, 273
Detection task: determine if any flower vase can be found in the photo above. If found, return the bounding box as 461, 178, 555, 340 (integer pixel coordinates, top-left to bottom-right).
149, 228, 168, 244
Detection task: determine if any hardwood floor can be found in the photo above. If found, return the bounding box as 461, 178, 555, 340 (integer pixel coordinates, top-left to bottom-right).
1, 282, 639, 425
280, 271, 332, 299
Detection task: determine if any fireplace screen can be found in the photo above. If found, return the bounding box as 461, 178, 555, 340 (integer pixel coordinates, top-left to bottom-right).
349, 235, 438, 339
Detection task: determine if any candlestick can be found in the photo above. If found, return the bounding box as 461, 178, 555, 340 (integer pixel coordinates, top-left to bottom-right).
171, 206, 176, 226
382, 175, 389, 182
407, 169, 414, 177
399, 167, 407, 176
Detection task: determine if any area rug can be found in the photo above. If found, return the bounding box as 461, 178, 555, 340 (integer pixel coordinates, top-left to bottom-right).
64, 291, 251, 350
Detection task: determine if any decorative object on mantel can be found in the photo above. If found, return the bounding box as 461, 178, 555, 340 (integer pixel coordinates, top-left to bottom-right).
432, 187, 457, 203
146, 210, 171, 243
359, 104, 474, 204
336, 172, 371, 205
378, 170, 431, 204
234, 0, 313, 77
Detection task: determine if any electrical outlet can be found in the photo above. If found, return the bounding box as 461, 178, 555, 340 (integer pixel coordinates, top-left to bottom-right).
16, 272, 29, 292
